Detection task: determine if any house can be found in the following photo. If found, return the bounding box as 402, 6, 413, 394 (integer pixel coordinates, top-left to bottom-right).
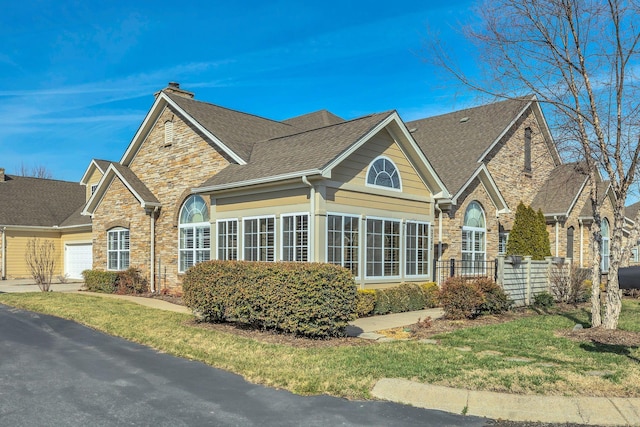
0, 168, 92, 280
82, 83, 450, 291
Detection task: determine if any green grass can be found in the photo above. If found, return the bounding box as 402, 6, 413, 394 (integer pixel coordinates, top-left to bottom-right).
2, 292, 640, 399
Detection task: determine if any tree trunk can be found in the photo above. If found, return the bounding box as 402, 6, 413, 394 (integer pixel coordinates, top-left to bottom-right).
588, 179, 602, 328
602, 198, 626, 329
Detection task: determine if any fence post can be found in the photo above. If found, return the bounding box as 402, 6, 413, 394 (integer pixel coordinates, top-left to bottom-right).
450, 258, 455, 279
524, 256, 532, 306
496, 256, 504, 286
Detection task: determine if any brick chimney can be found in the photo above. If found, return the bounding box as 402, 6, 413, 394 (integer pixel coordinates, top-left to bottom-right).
156, 82, 194, 99
0, 168, 4, 182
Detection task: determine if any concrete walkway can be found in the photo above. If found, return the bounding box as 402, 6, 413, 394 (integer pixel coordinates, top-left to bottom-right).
1, 278, 639, 425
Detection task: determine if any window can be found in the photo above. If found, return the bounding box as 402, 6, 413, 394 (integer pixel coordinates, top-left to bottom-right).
567, 226, 574, 261
366, 156, 401, 190
107, 228, 129, 271
524, 127, 532, 173
91, 184, 98, 195
366, 218, 400, 278
462, 201, 486, 274
164, 120, 174, 146
217, 219, 238, 261
282, 214, 309, 261
179, 195, 210, 273
406, 221, 430, 277
601, 218, 610, 272
327, 214, 359, 276
498, 232, 509, 255
243, 216, 275, 261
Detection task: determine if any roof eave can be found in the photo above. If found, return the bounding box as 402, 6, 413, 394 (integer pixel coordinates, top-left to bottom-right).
193, 170, 323, 194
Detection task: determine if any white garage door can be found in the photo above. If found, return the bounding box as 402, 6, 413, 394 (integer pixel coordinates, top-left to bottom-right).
65, 243, 93, 280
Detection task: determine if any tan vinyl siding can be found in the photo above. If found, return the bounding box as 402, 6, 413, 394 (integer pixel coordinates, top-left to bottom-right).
4, 230, 62, 279
216, 188, 309, 214
331, 130, 431, 198
327, 188, 430, 216
85, 168, 104, 201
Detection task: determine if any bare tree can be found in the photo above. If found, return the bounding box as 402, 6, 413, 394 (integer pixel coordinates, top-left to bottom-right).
16, 162, 53, 179
429, 0, 640, 329
25, 238, 56, 292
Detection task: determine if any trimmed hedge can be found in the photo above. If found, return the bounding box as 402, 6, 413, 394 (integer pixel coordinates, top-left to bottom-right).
373, 283, 429, 315
182, 261, 357, 338
355, 290, 376, 317
421, 282, 440, 308
439, 277, 512, 319
82, 269, 118, 293
81, 268, 149, 295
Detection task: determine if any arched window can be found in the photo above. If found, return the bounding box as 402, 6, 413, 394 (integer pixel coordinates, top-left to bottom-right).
601, 218, 610, 272
462, 201, 486, 274
366, 156, 401, 190
179, 195, 210, 272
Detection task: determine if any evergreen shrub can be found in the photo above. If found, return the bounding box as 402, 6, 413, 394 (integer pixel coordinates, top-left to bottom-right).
355, 290, 376, 317
182, 261, 357, 338
82, 269, 118, 293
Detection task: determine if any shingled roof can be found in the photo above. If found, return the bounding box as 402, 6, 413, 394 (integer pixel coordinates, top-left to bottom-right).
407, 97, 535, 195
282, 110, 344, 131
197, 112, 393, 189
166, 93, 298, 162
531, 163, 589, 216
0, 174, 87, 227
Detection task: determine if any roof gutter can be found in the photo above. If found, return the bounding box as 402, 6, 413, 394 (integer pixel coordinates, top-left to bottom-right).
192, 169, 323, 194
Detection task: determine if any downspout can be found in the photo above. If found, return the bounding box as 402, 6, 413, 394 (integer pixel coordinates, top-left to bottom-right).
150, 207, 158, 293
302, 176, 315, 261
554, 216, 559, 256
579, 219, 584, 267
1, 227, 6, 280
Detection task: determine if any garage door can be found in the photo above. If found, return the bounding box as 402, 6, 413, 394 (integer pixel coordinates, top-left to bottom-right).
65, 243, 93, 280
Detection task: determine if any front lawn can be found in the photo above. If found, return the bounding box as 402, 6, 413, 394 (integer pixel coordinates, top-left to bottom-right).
1, 292, 639, 399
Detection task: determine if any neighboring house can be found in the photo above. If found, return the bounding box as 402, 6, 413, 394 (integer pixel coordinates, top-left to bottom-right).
406, 96, 561, 271
82, 83, 449, 290
0, 168, 92, 280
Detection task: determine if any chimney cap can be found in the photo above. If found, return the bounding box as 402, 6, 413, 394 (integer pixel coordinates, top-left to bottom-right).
168, 82, 180, 89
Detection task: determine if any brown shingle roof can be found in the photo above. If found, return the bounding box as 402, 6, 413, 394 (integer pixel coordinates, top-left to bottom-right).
197, 112, 393, 188
579, 181, 612, 218
531, 163, 588, 216
282, 110, 344, 130
110, 163, 160, 205
0, 175, 86, 227
407, 97, 533, 194
626, 200, 640, 222
166, 93, 298, 161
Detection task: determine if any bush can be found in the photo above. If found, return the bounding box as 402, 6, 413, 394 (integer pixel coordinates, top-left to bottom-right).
82, 269, 118, 293
373, 283, 426, 315
438, 277, 484, 319
550, 265, 590, 304
533, 291, 555, 308
355, 290, 376, 317
115, 268, 149, 295
183, 261, 357, 338
476, 278, 512, 314
421, 282, 440, 308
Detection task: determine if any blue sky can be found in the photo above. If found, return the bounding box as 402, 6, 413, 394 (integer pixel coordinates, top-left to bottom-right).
0, 0, 479, 181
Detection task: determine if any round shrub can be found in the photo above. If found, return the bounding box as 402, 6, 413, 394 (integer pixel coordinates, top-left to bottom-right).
115, 268, 149, 295
533, 291, 555, 308
183, 261, 357, 338
355, 290, 376, 317
82, 269, 118, 293
421, 282, 440, 308
475, 278, 512, 315
439, 277, 484, 319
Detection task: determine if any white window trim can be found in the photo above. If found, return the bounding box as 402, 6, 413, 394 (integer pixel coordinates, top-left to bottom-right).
216, 219, 238, 261
404, 220, 431, 279
107, 227, 129, 271
601, 218, 610, 272
178, 195, 211, 273
365, 155, 403, 192
90, 184, 98, 195
164, 120, 174, 146
326, 212, 361, 279
242, 215, 276, 262
364, 216, 402, 280
280, 212, 310, 262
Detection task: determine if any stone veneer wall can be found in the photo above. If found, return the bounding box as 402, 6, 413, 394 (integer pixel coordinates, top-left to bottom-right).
485, 107, 558, 231
436, 179, 499, 262
93, 104, 231, 290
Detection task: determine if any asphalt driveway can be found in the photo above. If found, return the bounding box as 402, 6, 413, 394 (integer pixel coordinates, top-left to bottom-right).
0, 304, 490, 427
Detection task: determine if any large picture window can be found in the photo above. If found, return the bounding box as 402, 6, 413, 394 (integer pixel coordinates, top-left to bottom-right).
107, 228, 129, 270
366, 218, 400, 278
327, 214, 359, 276
601, 218, 610, 272
217, 219, 238, 261
366, 156, 401, 190
179, 195, 211, 273
282, 213, 309, 262
462, 201, 486, 275
406, 221, 430, 277
243, 216, 275, 261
